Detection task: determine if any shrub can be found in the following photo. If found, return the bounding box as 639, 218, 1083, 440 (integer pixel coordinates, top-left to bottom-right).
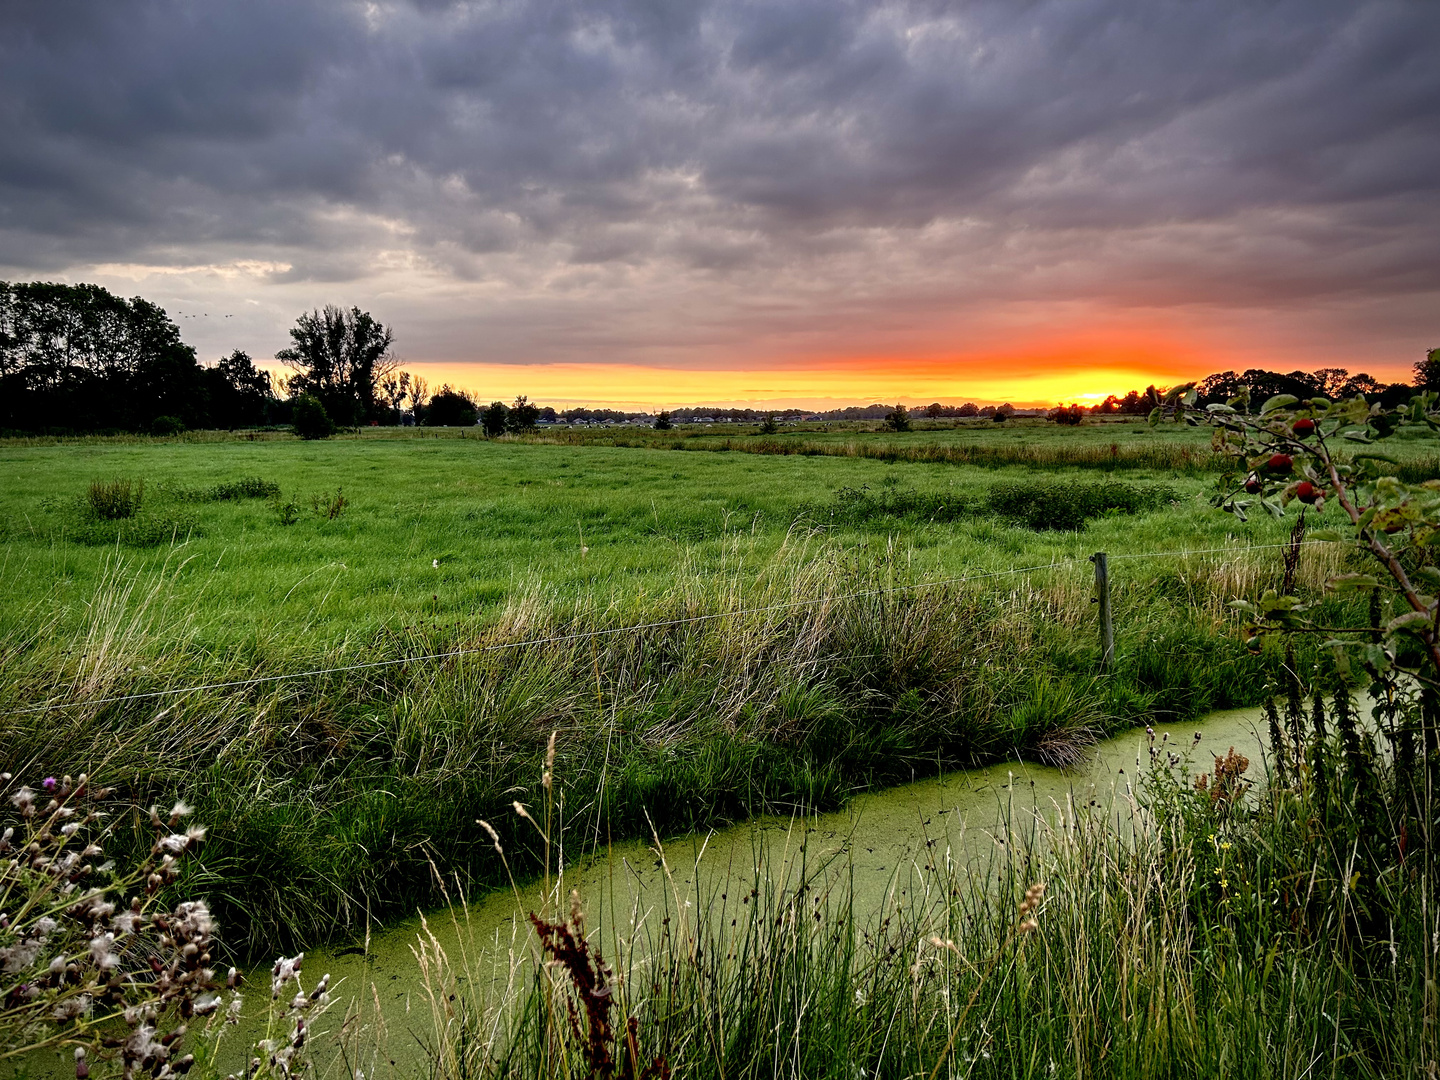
481, 401, 510, 437
310, 488, 347, 520
290, 393, 335, 439
653, 411, 673, 431
150, 415, 186, 436
506, 394, 540, 432
1048, 404, 1085, 425
883, 404, 912, 432
986, 479, 1175, 530
69, 513, 198, 546
85, 478, 144, 520
423, 386, 478, 427
207, 476, 281, 500
812, 483, 966, 526
272, 495, 301, 525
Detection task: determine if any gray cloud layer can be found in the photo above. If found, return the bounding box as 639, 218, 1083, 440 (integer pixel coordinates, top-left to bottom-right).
1, 0, 1437, 373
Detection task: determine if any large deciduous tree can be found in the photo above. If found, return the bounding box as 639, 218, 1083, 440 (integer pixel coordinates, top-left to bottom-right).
0, 280, 206, 431
204, 349, 276, 428
276, 306, 398, 426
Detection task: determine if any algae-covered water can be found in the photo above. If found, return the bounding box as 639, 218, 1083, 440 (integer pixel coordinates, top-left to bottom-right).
24, 707, 1267, 1077
206, 707, 1266, 1075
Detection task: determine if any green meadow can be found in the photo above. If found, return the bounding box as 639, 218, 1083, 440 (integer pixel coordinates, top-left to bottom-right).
1, 417, 1315, 644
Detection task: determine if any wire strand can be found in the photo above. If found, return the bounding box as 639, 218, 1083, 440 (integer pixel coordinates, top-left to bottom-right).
7, 558, 1076, 715
7, 539, 1330, 716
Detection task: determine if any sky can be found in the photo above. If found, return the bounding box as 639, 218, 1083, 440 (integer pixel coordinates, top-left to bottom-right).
2, 0, 1437, 410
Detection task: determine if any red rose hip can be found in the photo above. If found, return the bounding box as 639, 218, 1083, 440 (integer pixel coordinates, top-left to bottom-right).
1244, 473, 1262, 494
1296, 481, 1321, 504
1267, 453, 1293, 474
1293, 418, 1316, 437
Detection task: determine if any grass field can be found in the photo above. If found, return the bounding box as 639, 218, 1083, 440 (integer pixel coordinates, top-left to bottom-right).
0, 420, 1361, 954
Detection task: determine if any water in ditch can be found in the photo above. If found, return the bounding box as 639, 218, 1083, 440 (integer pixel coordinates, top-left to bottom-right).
25, 706, 1269, 1077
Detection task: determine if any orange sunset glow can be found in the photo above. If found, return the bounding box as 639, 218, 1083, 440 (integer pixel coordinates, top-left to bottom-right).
386, 350, 1203, 412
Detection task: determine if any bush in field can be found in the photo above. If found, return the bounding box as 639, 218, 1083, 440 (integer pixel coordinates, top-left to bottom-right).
986, 479, 1174, 530
1047, 404, 1084, 425
423, 386, 478, 427
205, 476, 281, 501
653, 410, 673, 431
481, 400, 509, 437
290, 393, 334, 440
883, 403, 911, 432
149, 415, 186, 436
506, 395, 540, 432
85, 479, 144, 520
817, 483, 965, 525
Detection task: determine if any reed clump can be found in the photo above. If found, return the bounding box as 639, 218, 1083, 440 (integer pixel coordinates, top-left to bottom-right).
85, 479, 144, 520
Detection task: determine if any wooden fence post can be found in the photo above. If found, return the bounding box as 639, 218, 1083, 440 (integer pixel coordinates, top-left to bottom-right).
1091, 551, 1114, 673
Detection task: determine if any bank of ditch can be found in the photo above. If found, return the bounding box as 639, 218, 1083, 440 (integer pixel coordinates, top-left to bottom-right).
0, 533, 1351, 960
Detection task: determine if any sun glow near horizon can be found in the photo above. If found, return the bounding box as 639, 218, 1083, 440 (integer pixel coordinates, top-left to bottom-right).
257, 345, 1220, 413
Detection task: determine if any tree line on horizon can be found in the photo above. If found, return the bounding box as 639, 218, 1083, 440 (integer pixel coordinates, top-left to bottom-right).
2, 281, 1434, 435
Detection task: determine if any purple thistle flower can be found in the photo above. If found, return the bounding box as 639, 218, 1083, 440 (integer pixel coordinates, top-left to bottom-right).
41, 777, 57, 791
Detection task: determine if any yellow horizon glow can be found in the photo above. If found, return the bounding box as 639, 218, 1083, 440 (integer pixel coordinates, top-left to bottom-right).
256, 328, 1417, 413
260, 350, 1202, 412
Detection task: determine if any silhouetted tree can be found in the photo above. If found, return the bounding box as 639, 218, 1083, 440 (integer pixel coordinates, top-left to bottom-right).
481, 400, 510, 436
277, 305, 397, 425
1414, 348, 1440, 393
0, 280, 206, 432
884, 403, 912, 432
378, 370, 427, 425
653, 411, 673, 430
423, 386, 478, 427
506, 395, 540, 432
205, 349, 276, 428
1048, 404, 1084, 425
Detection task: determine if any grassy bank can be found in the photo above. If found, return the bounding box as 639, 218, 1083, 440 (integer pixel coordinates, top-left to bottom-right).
0, 429, 1357, 956
408, 687, 1435, 1079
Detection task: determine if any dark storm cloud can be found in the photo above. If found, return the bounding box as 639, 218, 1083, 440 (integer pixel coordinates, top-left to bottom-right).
1, 0, 1437, 309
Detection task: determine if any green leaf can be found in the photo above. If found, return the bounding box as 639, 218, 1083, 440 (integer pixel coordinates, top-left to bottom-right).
1308, 528, 1345, 542
1205, 403, 1236, 414
1147, 407, 1162, 426
1262, 394, 1299, 414
1385, 611, 1432, 635
1326, 643, 1353, 678
1327, 573, 1379, 594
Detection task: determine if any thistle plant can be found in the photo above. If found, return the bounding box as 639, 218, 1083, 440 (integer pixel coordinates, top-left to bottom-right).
0, 772, 234, 1078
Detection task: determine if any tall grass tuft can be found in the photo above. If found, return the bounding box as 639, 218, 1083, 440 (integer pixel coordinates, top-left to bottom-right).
85, 478, 144, 519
